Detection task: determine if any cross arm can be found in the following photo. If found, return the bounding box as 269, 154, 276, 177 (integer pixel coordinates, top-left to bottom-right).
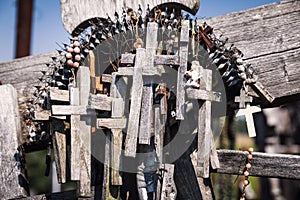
186, 88, 221, 102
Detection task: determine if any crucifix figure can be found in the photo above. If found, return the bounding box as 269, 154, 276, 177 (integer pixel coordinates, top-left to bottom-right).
236, 104, 261, 137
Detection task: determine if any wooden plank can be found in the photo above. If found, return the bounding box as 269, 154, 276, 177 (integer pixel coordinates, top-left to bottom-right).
154, 107, 164, 166
109, 72, 127, 187
199, 0, 300, 103
215, 150, 300, 180
138, 86, 153, 145
101, 74, 112, 83
52, 105, 87, 115
0, 52, 56, 92
111, 98, 124, 118
121, 54, 179, 66
60, 0, 199, 34
176, 20, 189, 120
186, 88, 222, 102
111, 129, 123, 186
117, 66, 160, 76
124, 48, 146, 157
34, 110, 51, 121
69, 87, 81, 181
53, 131, 67, 184
88, 94, 112, 111
50, 87, 69, 102
160, 164, 177, 200
97, 118, 127, 129
0, 84, 28, 199
77, 66, 92, 197
197, 69, 214, 178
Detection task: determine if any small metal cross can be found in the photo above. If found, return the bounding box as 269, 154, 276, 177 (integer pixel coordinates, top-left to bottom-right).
235, 89, 252, 109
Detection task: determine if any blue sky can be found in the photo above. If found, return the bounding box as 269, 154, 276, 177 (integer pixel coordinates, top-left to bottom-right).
0, 0, 281, 62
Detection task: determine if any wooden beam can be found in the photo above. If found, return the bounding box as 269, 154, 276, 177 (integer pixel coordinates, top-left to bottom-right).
200, 0, 300, 104
186, 88, 221, 102
97, 118, 127, 129
215, 150, 300, 180
60, 0, 200, 34
121, 54, 179, 66
0, 84, 28, 199
88, 94, 112, 111
50, 87, 69, 102
124, 48, 146, 157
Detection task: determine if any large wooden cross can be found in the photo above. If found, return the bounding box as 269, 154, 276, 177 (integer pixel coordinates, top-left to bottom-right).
186, 61, 221, 178
51, 66, 92, 197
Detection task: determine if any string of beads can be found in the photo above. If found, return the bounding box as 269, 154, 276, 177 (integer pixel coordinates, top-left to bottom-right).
240, 147, 254, 200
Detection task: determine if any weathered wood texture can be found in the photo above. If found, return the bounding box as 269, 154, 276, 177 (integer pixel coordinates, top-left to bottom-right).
0, 1, 299, 120
200, 0, 300, 104
215, 149, 300, 179
0, 85, 28, 199
60, 0, 200, 34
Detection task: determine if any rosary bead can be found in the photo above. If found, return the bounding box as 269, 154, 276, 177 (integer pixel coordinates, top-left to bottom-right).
246, 163, 251, 169
67, 47, 74, 53
248, 147, 254, 153
244, 179, 249, 186
66, 52, 73, 59
74, 55, 81, 61
67, 59, 73, 66
73, 62, 80, 68
244, 171, 249, 177
73, 40, 80, 47
73, 36, 79, 41
74, 47, 81, 54
247, 154, 253, 160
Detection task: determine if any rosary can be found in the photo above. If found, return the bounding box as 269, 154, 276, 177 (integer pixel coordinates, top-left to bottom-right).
240, 147, 254, 200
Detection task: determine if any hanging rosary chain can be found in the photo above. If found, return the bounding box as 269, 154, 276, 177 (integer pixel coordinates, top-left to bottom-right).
240, 147, 254, 200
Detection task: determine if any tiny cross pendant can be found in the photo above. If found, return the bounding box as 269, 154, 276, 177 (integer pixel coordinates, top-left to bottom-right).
235, 89, 252, 109
236, 103, 261, 137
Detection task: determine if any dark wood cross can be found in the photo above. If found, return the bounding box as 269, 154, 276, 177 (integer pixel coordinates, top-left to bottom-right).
198, 25, 215, 51
235, 89, 253, 109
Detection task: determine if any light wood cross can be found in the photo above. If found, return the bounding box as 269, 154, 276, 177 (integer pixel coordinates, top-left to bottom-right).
51, 66, 92, 197
236, 104, 261, 137
186, 61, 221, 178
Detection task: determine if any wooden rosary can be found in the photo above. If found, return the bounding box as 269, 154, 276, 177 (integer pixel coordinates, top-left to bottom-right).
240, 147, 253, 200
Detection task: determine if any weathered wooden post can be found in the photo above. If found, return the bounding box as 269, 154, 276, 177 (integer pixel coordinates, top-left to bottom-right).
51, 66, 92, 197
0, 84, 28, 199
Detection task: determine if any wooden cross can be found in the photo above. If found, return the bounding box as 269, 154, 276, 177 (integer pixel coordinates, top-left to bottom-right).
97, 72, 127, 187
236, 104, 261, 137
235, 89, 253, 109
186, 61, 221, 178
198, 25, 214, 50
51, 66, 92, 197
176, 20, 189, 120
